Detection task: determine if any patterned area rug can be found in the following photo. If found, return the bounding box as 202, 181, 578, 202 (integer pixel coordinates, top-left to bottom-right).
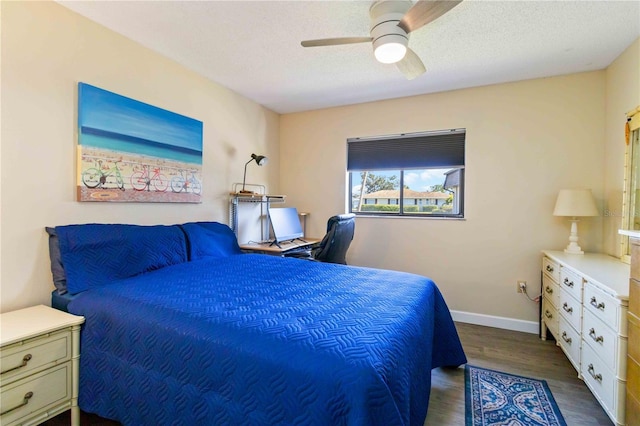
465, 365, 567, 426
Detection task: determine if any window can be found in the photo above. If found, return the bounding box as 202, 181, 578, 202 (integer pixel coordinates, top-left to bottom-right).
347, 129, 465, 218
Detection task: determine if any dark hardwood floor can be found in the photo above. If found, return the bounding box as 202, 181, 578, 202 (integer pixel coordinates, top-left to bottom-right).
42, 410, 120, 426
43, 322, 613, 425
425, 322, 613, 425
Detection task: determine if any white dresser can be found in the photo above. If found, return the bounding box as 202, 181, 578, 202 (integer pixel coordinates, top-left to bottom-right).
0, 305, 84, 426
541, 251, 630, 425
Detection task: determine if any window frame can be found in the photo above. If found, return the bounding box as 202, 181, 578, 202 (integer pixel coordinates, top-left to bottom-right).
347, 128, 466, 219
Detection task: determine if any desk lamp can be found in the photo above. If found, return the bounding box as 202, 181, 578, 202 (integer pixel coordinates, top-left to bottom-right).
553, 189, 599, 254
240, 153, 268, 194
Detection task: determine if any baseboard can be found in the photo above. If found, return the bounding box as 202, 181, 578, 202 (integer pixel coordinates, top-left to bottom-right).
450, 310, 539, 334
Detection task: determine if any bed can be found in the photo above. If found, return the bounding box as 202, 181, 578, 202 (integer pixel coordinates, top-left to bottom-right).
47, 222, 466, 426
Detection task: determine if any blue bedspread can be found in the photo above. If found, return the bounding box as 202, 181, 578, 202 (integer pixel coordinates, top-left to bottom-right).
68, 254, 466, 425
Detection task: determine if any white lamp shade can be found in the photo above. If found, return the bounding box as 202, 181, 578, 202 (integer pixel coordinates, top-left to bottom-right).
553, 189, 599, 217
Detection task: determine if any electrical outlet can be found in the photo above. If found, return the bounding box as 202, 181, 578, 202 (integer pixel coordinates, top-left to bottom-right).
517, 281, 527, 293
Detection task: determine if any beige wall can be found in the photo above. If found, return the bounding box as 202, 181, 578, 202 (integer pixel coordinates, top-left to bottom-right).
604, 38, 640, 257
2, 1, 637, 328
280, 72, 608, 325
0, 1, 280, 312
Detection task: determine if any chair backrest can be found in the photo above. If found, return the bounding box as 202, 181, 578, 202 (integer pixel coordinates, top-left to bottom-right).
312, 214, 355, 264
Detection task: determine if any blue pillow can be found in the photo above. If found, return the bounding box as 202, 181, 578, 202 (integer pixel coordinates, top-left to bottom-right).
56, 224, 188, 294
180, 222, 241, 261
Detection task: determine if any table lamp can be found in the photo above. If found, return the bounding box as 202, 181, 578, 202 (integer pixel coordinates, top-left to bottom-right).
240, 153, 268, 194
553, 189, 599, 254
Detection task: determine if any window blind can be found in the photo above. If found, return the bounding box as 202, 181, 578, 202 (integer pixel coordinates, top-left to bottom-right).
347, 129, 465, 171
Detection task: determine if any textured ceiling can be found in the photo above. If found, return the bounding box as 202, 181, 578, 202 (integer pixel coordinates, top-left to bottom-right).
58, 0, 640, 114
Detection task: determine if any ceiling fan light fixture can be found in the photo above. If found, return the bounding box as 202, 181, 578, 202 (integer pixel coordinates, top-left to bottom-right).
373, 35, 408, 64
369, 3, 410, 65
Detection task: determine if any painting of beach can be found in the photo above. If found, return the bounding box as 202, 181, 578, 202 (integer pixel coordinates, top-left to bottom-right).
77, 82, 203, 203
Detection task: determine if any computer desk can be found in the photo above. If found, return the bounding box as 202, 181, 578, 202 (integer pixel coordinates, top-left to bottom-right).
239, 237, 321, 256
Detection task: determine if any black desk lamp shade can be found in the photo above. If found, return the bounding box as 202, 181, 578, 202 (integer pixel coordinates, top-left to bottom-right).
241, 154, 268, 193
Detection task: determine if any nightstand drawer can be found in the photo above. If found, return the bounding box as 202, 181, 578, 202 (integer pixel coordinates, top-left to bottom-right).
0, 363, 71, 426
560, 268, 583, 302
0, 330, 70, 384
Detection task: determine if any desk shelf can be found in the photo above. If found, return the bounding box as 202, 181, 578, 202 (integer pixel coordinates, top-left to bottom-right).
229, 184, 285, 240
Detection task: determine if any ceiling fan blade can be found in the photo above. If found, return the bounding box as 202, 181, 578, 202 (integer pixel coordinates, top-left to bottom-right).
301, 37, 373, 48
396, 48, 426, 80
398, 0, 463, 33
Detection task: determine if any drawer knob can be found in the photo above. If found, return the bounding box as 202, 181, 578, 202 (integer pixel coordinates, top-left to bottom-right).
544, 310, 553, 319
0, 391, 33, 416
561, 331, 572, 344
589, 328, 604, 344
587, 364, 603, 382
589, 297, 605, 311
563, 278, 574, 288
546, 265, 554, 272
545, 286, 553, 294
0, 353, 32, 375
562, 303, 573, 314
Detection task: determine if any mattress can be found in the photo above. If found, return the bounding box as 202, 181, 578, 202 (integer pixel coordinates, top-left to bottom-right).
68, 253, 466, 425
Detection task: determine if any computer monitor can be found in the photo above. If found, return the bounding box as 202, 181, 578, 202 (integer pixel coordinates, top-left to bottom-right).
268, 207, 304, 244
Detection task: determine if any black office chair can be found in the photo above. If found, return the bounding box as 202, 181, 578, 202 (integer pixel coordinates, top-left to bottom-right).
311, 213, 356, 265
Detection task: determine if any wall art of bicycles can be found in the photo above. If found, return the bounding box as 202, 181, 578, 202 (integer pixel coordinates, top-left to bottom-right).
76, 82, 203, 203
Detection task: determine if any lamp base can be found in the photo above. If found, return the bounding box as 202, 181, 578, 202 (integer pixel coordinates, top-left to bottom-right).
563, 218, 585, 255
564, 245, 584, 255
238, 190, 255, 194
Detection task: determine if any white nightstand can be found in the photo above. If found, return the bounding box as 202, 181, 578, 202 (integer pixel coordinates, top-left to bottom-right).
0, 305, 84, 426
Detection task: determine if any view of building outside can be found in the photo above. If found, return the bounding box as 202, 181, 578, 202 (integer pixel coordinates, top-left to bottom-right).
350, 168, 462, 215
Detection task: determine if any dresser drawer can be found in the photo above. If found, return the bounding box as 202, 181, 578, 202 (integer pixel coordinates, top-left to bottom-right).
584, 283, 627, 336
543, 257, 560, 283
558, 317, 581, 372
583, 309, 627, 375
630, 312, 640, 363
560, 267, 583, 302
0, 330, 71, 385
542, 296, 559, 339
559, 288, 582, 333
628, 355, 640, 406
631, 238, 640, 281
0, 363, 71, 426
581, 343, 626, 424
542, 275, 560, 309
627, 390, 640, 426
630, 278, 640, 317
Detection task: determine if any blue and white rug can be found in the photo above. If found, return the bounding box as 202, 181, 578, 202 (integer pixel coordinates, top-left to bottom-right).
465, 365, 567, 426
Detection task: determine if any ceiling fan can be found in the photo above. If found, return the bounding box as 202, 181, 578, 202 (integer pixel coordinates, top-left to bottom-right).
301, 0, 462, 80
